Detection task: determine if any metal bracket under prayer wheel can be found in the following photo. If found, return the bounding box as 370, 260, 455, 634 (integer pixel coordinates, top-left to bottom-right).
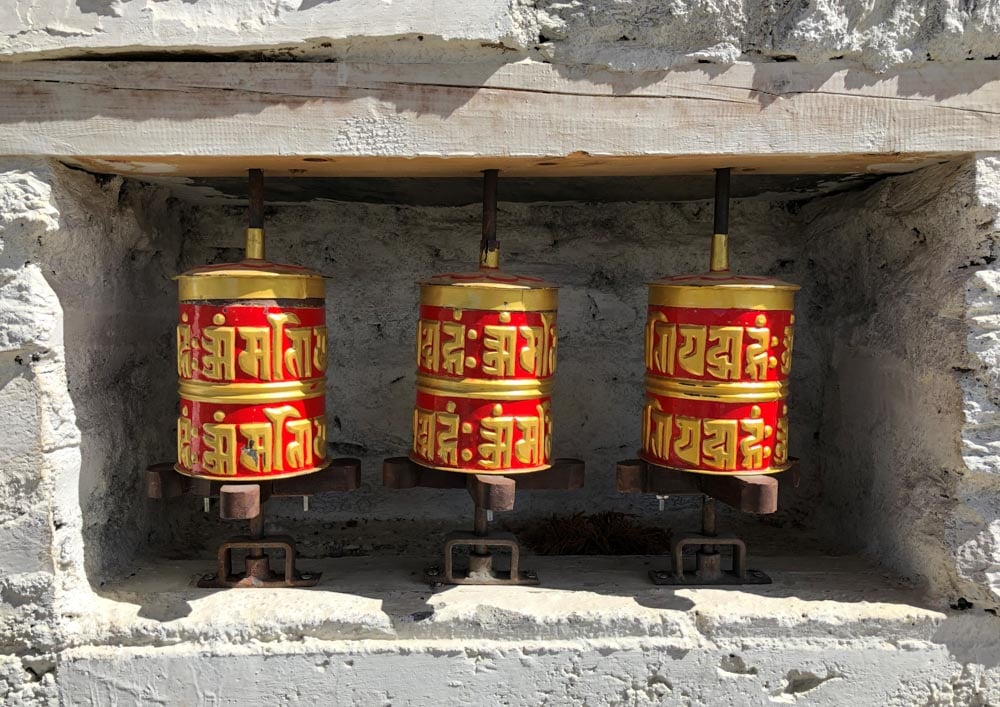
147, 458, 362, 588
616, 459, 777, 586
383, 457, 585, 586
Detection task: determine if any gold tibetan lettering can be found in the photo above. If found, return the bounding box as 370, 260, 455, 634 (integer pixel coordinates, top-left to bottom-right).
436, 404, 460, 466
238, 327, 272, 380
780, 325, 795, 376
645, 312, 677, 375
313, 416, 327, 460
312, 327, 328, 372
177, 415, 195, 469
202, 421, 238, 475
740, 415, 766, 470
239, 422, 274, 473
286, 418, 314, 468
202, 325, 237, 381
440, 322, 466, 375
263, 404, 301, 473
642, 400, 673, 460
774, 415, 789, 465
677, 325, 707, 377
177, 323, 193, 378
482, 325, 518, 377
478, 415, 515, 470
417, 320, 441, 373
701, 418, 739, 471
744, 326, 770, 381
515, 402, 551, 466
284, 327, 314, 379
266, 312, 301, 380
705, 326, 743, 381
673, 416, 701, 466
413, 407, 436, 461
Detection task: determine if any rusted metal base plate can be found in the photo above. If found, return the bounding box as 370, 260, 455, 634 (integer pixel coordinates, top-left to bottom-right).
196, 535, 321, 589
648, 566, 772, 586
425, 567, 539, 586
197, 570, 322, 589
431, 530, 540, 587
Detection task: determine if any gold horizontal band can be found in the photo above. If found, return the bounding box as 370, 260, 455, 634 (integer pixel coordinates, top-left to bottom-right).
637, 454, 795, 476
179, 273, 325, 301
174, 462, 329, 482
179, 377, 326, 404
417, 373, 552, 400
648, 285, 797, 311
420, 284, 557, 312
407, 454, 551, 475
645, 375, 787, 403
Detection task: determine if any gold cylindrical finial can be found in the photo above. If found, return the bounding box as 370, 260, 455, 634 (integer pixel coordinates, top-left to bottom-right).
480, 246, 500, 269
709, 233, 729, 272
246, 227, 265, 260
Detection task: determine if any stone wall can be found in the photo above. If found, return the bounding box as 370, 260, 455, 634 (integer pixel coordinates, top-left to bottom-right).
800, 156, 1000, 604
2, 1, 999, 71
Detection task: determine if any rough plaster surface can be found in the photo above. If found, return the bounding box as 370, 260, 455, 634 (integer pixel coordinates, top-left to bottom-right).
799, 156, 1000, 605
3, 0, 1000, 71
2, 158, 1000, 703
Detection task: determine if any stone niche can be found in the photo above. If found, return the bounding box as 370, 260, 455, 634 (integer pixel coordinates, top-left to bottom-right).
1, 156, 999, 704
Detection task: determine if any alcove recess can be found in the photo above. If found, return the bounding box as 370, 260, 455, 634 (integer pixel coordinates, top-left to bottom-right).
54, 152, 987, 603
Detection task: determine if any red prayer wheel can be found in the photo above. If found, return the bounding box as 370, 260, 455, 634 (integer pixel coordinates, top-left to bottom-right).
175, 172, 329, 481
640, 170, 800, 475
411, 271, 558, 474
410, 169, 559, 474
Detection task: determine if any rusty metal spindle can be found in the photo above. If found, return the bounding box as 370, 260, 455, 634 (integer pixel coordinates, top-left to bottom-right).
246, 168, 265, 260
710, 167, 731, 273
480, 169, 499, 269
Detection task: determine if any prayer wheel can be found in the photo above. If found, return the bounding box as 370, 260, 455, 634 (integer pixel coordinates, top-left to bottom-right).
640, 169, 800, 475
175, 171, 328, 481
410, 170, 558, 474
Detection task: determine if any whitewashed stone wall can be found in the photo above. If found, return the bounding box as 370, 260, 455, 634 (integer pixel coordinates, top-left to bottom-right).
3, 0, 1000, 71
1, 155, 998, 703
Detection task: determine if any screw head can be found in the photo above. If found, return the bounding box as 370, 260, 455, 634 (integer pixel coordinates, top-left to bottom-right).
300, 573, 314, 580
425, 566, 441, 577
201, 573, 216, 581
655, 571, 669, 579
524, 570, 537, 580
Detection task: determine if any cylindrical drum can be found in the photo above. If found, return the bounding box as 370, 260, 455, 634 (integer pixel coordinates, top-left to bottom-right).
175, 257, 328, 481
640, 273, 799, 475
410, 270, 558, 474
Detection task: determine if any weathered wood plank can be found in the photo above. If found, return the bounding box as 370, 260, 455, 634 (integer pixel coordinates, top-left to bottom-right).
0, 60, 996, 177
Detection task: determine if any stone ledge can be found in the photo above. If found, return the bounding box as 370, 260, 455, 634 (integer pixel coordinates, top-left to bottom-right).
67, 555, 951, 650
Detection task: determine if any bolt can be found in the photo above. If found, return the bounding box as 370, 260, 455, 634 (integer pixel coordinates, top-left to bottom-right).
656, 495, 670, 512
203, 498, 210, 513
524, 569, 537, 580
655, 570, 670, 579
300, 573, 314, 580
202, 573, 216, 581
303, 496, 310, 512
486, 510, 494, 522
425, 566, 441, 577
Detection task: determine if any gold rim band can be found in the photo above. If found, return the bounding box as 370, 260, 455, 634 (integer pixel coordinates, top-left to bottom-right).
420, 284, 557, 312
645, 375, 787, 403
407, 454, 551, 475
648, 285, 797, 310
174, 462, 329, 481
417, 373, 552, 400
637, 454, 794, 476
179, 274, 325, 301
179, 377, 326, 403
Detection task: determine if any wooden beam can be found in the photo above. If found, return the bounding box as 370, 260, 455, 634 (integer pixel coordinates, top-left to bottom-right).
0, 60, 996, 177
